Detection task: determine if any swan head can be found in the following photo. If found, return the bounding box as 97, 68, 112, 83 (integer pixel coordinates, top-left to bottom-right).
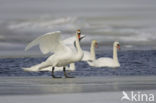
76, 29, 81, 39
74, 29, 85, 48
92, 40, 98, 48
76, 29, 85, 41
114, 41, 120, 50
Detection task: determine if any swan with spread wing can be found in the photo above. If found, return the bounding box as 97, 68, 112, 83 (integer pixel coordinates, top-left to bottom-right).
23, 30, 84, 78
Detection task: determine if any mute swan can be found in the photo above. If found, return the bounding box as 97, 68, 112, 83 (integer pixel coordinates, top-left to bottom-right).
82, 40, 120, 68
23, 31, 85, 73
23, 30, 84, 78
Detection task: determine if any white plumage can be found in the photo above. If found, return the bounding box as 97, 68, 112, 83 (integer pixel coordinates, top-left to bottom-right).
82, 40, 120, 68
25, 31, 63, 54
23, 63, 75, 72
23, 30, 84, 78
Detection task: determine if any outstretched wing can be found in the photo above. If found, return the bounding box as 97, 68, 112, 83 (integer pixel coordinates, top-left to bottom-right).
63, 34, 85, 51
25, 31, 65, 54
63, 36, 76, 52
63, 34, 85, 45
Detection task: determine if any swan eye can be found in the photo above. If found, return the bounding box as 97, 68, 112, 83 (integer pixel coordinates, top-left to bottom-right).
116, 44, 120, 50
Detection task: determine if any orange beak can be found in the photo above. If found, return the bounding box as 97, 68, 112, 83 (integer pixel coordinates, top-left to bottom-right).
77, 29, 81, 40
117, 44, 120, 50
78, 33, 81, 39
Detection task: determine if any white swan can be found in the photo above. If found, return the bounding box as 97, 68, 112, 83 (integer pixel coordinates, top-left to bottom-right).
23, 30, 84, 78
82, 40, 120, 68
23, 31, 85, 73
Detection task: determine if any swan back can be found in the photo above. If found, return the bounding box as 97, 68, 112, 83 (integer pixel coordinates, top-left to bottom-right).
88, 58, 115, 68
88, 57, 120, 68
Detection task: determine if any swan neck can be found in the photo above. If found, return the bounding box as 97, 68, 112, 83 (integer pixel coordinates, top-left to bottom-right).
75, 34, 83, 61
113, 45, 119, 63
90, 42, 96, 60
76, 35, 81, 53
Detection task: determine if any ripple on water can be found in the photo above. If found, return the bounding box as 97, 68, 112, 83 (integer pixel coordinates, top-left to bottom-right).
0, 50, 156, 77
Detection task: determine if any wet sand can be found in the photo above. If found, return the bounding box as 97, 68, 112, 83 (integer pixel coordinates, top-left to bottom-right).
0, 76, 156, 103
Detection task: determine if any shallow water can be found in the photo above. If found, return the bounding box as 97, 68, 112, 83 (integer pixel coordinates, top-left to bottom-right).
0, 50, 156, 77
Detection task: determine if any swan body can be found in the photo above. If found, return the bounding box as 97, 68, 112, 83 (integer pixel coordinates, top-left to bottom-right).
88, 58, 119, 68
23, 30, 84, 78
82, 40, 120, 68
23, 63, 75, 72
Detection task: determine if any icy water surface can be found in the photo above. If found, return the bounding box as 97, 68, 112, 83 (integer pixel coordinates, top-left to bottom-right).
0, 50, 156, 77
0, 76, 156, 103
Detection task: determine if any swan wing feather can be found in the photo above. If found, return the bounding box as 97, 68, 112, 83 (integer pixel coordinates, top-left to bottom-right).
63, 34, 85, 52
25, 31, 65, 54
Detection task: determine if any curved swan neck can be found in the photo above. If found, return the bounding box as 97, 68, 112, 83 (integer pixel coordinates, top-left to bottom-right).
74, 34, 83, 61
113, 44, 119, 63
75, 34, 81, 52
90, 42, 96, 60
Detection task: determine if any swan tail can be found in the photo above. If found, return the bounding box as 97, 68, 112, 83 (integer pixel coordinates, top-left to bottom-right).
23, 61, 51, 72
23, 64, 40, 72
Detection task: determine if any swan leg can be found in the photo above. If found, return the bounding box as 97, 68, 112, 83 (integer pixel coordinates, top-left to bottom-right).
63, 67, 74, 78
51, 67, 62, 78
